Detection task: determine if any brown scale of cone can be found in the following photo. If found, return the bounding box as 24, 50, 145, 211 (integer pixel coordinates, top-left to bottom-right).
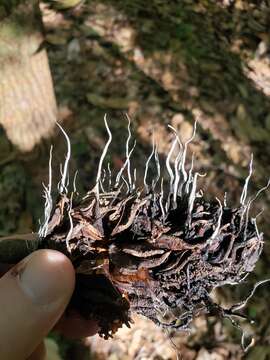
39, 187, 263, 338
0, 119, 264, 339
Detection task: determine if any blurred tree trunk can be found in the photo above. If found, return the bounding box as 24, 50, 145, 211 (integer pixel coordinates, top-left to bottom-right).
0, 1, 57, 152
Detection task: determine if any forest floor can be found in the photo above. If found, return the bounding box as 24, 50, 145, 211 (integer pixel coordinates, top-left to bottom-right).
0, 0, 270, 359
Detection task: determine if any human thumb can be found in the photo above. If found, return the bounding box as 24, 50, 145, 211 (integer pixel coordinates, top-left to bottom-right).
0, 250, 75, 360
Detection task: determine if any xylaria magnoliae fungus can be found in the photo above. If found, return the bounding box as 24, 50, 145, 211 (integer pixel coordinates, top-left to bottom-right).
0, 115, 269, 346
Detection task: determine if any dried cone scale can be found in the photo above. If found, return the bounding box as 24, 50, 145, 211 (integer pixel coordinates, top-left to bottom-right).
1, 116, 268, 340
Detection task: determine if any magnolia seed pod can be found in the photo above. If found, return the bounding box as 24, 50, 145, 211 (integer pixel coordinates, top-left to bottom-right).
0, 116, 267, 341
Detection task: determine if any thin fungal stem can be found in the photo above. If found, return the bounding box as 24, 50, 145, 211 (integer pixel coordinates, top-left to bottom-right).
95, 114, 112, 197
242, 336, 255, 353
187, 172, 199, 224
223, 314, 251, 352
102, 168, 107, 184
252, 219, 262, 240
179, 119, 197, 190
107, 163, 112, 190
229, 278, 270, 312
99, 169, 106, 193
152, 145, 161, 190
66, 193, 74, 253
57, 123, 71, 195
187, 172, 205, 225
110, 183, 124, 205
240, 154, 253, 206
247, 178, 270, 208
251, 208, 264, 239
159, 178, 166, 220
207, 197, 223, 245
185, 152, 194, 195
243, 178, 270, 240
66, 171, 70, 189
173, 147, 182, 205
187, 264, 191, 291
255, 207, 264, 220
168, 125, 183, 204
144, 138, 155, 193
174, 146, 183, 203
115, 140, 136, 189
39, 145, 53, 238
165, 133, 179, 212
125, 114, 132, 188
73, 170, 78, 194
165, 135, 178, 194
132, 168, 137, 190
121, 175, 130, 193
223, 192, 227, 207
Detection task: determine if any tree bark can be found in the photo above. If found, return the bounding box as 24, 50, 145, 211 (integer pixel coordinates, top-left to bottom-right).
0, 1, 57, 152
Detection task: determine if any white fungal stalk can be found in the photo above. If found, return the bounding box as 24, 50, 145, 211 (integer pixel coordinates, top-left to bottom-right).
73, 170, 78, 194
115, 140, 136, 189
179, 119, 197, 192
152, 146, 161, 190
107, 163, 112, 190
165, 136, 178, 194
240, 154, 253, 206
39, 146, 53, 238
207, 197, 223, 245
159, 178, 166, 221
66, 193, 74, 253
95, 114, 112, 197
126, 115, 132, 188
144, 138, 156, 193
57, 122, 71, 195
132, 168, 137, 190
187, 172, 205, 226
185, 152, 195, 195
168, 125, 183, 206
243, 178, 270, 241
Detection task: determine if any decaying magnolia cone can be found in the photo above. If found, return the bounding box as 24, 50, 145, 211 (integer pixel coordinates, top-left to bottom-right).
0, 117, 267, 339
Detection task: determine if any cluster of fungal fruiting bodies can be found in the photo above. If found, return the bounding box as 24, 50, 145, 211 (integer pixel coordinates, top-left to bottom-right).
37, 116, 268, 345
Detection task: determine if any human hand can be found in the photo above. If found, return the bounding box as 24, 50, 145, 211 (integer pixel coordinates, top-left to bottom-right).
0, 249, 98, 360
